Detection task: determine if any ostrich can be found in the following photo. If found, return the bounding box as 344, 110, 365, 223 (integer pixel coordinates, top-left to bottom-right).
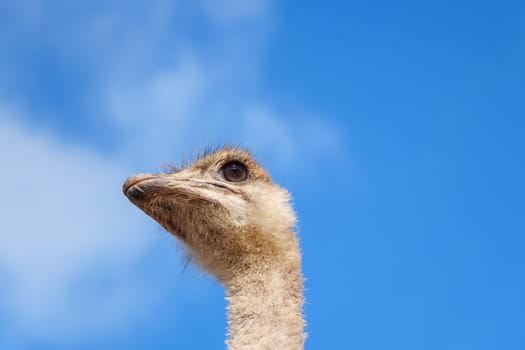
123, 147, 305, 350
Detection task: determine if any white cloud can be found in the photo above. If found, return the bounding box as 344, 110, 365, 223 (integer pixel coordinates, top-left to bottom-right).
106, 55, 213, 164
105, 64, 346, 173
0, 105, 155, 342
0, 0, 348, 345
1, 0, 345, 171
238, 105, 346, 171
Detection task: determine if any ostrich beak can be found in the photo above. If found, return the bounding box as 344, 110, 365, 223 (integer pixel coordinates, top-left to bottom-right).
123, 173, 222, 204
122, 173, 158, 202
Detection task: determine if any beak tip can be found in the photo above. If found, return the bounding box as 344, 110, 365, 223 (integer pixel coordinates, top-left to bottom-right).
123, 173, 155, 198
127, 186, 145, 201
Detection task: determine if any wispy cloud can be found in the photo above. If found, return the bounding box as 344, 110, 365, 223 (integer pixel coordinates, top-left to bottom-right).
2, 0, 345, 170
0, 0, 346, 346
239, 106, 346, 169
0, 104, 154, 343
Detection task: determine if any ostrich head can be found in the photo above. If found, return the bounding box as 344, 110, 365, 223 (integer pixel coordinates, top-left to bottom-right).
123, 147, 297, 283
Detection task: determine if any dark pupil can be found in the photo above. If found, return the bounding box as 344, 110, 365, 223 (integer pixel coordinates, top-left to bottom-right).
223, 161, 247, 182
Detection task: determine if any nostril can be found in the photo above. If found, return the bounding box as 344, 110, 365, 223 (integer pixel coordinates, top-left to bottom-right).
127, 186, 145, 201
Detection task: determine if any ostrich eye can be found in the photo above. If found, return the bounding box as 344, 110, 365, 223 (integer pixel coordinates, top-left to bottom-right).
221, 161, 248, 182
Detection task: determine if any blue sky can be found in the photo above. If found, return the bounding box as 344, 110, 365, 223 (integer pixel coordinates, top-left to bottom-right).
0, 0, 524, 349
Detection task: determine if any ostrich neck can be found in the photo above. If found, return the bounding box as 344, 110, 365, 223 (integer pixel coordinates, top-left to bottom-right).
224, 248, 305, 350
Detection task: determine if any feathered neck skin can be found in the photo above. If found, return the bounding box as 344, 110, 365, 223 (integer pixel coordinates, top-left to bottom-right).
123, 147, 305, 349
224, 232, 304, 350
